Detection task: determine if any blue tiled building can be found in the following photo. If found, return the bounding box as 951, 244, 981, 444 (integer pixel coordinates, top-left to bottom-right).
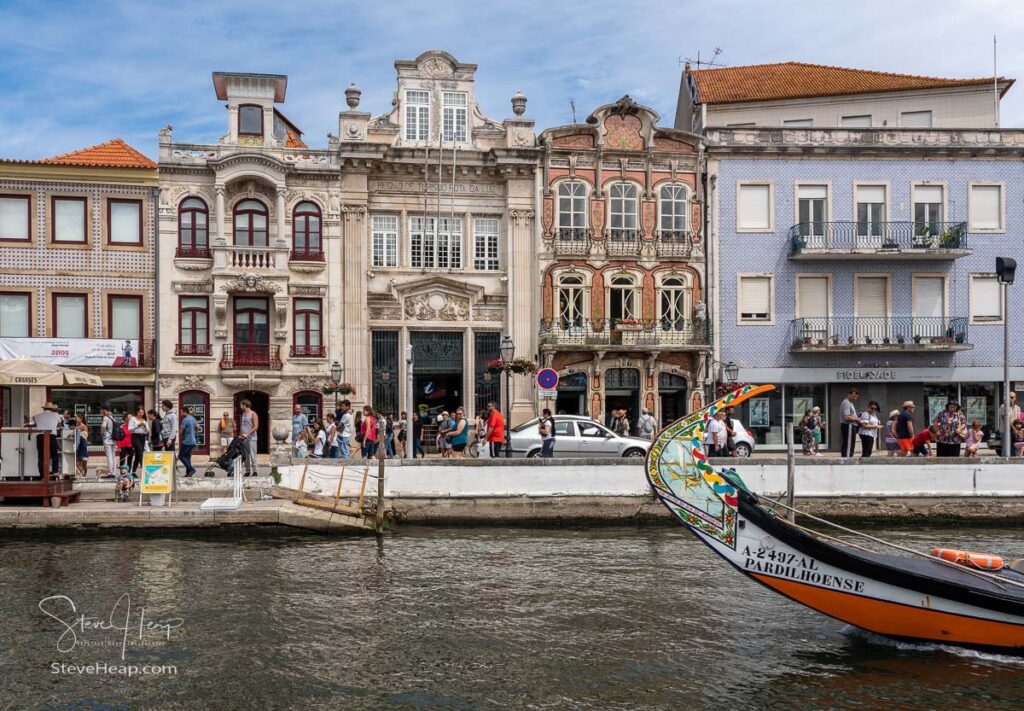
707, 127, 1024, 450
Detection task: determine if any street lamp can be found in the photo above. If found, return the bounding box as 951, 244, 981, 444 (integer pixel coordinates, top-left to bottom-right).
722, 361, 739, 384
997, 257, 1016, 457
330, 360, 342, 386
500, 335, 515, 458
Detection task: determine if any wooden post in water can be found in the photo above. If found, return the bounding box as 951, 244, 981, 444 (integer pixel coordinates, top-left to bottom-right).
375, 444, 385, 535
786, 420, 796, 523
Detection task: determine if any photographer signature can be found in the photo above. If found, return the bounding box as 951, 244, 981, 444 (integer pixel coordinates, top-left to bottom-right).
38, 594, 184, 659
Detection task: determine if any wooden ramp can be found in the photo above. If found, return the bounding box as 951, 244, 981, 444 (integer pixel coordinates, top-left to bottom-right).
272, 460, 376, 526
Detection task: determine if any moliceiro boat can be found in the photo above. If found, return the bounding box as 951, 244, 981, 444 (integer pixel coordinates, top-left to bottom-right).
646, 384, 1024, 652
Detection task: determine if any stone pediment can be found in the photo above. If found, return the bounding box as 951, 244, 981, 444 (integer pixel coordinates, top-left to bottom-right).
392, 276, 485, 302
392, 276, 486, 323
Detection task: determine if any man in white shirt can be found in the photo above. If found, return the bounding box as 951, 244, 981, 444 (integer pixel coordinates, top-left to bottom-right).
338, 400, 354, 460
32, 402, 63, 478
706, 410, 727, 457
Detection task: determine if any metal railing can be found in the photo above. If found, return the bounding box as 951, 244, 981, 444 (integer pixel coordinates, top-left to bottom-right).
540, 318, 710, 347
175, 343, 212, 356
790, 316, 970, 349
175, 246, 212, 259
656, 230, 693, 257
290, 249, 325, 262
220, 344, 283, 369
789, 221, 969, 254
290, 344, 326, 357
550, 228, 591, 256
605, 230, 641, 256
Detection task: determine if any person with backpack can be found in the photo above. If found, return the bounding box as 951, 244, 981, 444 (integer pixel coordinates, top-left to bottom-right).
100, 406, 118, 478
539, 407, 556, 458
637, 408, 656, 441
611, 409, 630, 438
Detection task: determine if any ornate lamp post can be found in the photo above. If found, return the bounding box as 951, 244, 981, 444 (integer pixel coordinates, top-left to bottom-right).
500, 335, 515, 458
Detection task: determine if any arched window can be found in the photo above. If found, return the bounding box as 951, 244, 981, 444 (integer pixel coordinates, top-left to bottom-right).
177, 197, 209, 257
609, 274, 638, 322
293, 390, 323, 421
557, 181, 587, 237
233, 199, 267, 247
557, 274, 585, 329
292, 201, 322, 259
659, 276, 691, 331
609, 183, 638, 238
659, 184, 689, 238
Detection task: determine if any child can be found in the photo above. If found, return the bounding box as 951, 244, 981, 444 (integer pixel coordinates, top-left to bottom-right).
912, 424, 938, 457
964, 420, 984, 457
116, 464, 134, 501
884, 410, 900, 457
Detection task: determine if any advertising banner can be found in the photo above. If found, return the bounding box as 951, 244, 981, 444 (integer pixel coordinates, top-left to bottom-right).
0, 338, 139, 366
140, 451, 174, 494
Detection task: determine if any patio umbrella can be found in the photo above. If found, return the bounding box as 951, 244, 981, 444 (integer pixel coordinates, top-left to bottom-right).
0, 357, 103, 387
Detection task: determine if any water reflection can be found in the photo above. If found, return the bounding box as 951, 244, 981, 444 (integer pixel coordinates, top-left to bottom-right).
0, 525, 1021, 710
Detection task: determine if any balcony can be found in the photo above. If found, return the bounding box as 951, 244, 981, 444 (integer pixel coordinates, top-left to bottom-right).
790, 317, 972, 352
220, 344, 283, 369
605, 230, 641, 257
656, 231, 693, 258
290, 344, 326, 358
550, 228, 591, 256
290, 249, 325, 263
175, 246, 212, 259
539, 319, 710, 349
789, 221, 970, 260
175, 343, 213, 357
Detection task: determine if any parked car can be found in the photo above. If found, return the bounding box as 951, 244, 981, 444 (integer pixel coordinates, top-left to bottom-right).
508, 415, 652, 459
728, 419, 756, 458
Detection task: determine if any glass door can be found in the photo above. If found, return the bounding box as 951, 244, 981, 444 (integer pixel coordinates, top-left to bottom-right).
233, 297, 269, 365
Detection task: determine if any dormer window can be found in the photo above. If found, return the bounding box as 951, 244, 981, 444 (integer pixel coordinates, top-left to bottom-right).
442, 92, 467, 142
238, 105, 263, 137
405, 91, 430, 141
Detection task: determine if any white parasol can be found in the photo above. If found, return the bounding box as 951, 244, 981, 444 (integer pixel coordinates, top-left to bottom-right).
0, 357, 104, 387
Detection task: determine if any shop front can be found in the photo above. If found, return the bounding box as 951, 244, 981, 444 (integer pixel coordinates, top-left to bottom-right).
48, 386, 146, 452
732, 367, 1022, 451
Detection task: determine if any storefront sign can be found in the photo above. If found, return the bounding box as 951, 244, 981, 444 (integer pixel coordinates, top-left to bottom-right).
0, 338, 139, 367
140, 451, 173, 494
835, 370, 897, 381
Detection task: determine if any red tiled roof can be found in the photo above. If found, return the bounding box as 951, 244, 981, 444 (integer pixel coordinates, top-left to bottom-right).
41, 138, 157, 169
690, 61, 1014, 105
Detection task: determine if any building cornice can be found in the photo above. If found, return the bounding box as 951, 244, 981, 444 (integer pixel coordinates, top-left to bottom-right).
0, 162, 158, 186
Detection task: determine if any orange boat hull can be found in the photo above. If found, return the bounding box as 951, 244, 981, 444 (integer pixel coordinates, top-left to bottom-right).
753, 574, 1024, 649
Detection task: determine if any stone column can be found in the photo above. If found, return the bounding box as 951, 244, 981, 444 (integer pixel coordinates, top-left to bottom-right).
215, 185, 226, 245
341, 205, 369, 407
508, 208, 536, 425
275, 186, 287, 248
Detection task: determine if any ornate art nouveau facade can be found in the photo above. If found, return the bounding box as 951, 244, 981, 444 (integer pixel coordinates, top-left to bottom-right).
157, 72, 341, 454
538, 97, 708, 428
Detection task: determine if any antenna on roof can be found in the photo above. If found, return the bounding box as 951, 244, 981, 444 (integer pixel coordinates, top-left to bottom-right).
993, 35, 1000, 128
682, 47, 725, 69
570, 98, 577, 124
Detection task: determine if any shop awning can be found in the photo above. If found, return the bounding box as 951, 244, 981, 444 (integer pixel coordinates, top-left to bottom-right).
0, 357, 103, 387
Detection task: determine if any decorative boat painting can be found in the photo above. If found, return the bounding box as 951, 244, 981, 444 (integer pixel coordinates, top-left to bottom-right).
646, 384, 1024, 652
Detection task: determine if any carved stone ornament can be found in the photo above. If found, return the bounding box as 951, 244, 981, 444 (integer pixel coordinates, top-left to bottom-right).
213, 295, 228, 323
289, 285, 327, 296
174, 259, 213, 272
177, 375, 211, 393
510, 209, 535, 225
289, 262, 327, 274
420, 56, 454, 77
404, 293, 469, 321
369, 306, 403, 321
274, 296, 289, 324
173, 280, 213, 294
219, 274, 282, 294
475, 309, 505, 322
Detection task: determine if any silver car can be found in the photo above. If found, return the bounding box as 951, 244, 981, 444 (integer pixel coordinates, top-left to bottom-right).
509, 415, 652, 458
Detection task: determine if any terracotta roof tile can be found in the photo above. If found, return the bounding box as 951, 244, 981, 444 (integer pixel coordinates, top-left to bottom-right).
41, 138, 156, 169
690, 61, 1014, 105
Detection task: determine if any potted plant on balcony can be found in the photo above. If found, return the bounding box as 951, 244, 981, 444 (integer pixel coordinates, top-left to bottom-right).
913, 225, 937, 248
865, 335, 874, 345
612, 318, 642, 331
882, 336, 891, 344
830, 334, 839, 346
896, 333, 906, 344
913, 334, 923, 344
939, 223, 965, 249
955, 331, 966, 344
847, 336, 855, 345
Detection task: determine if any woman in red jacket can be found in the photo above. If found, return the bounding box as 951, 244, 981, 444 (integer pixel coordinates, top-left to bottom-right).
117, 412, 133, 471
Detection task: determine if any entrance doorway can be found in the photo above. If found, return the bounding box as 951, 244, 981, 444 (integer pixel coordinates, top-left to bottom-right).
658, 373, 688, 426
411, 332, 464, 416
604, 367, 640, 432
556, 372, 587, 415
234, 390, 270, 454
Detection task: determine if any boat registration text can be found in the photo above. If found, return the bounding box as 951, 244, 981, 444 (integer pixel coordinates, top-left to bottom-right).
741, 546, 866, 593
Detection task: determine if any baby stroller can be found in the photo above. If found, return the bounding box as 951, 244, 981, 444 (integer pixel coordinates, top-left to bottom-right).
114, 466, 135, 502
204, 435, 247, 477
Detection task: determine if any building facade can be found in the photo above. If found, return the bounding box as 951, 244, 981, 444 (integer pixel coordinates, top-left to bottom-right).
0, 139, 159, 448
336, 50, 540, 424
157, 72, 341, 455
708, 126, 1024, 449
537, 97, 708, 429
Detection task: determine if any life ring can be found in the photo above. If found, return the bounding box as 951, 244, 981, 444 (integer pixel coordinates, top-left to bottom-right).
932, 547, 1005, 571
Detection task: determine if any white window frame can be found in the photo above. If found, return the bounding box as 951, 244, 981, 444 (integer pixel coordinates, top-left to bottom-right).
404, 90, 430, 142
608, 273, 640, 321
371, 214, 398, 268
442, 92, 468, 143
658, 275, 692, 330
409, 215, 462, 270
657, 183, 690, 235
794, 274, 832, 319
911, 182, 947, 227
556, 180, 588, 232
852, 273, 892, 319
794, 182, 831, 246
852, 181, 889, 240
968, 181, 1005, 233
736, 273, 774, 325
911, 273, 948, 318
473, 217, 500, 271
556, 273, 587, 329
735, 181, 774, 233
969, 274, 1004, 324
608, 182, 639, 236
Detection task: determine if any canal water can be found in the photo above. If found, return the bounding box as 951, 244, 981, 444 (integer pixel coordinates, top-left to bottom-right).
1, 525, 1022, 710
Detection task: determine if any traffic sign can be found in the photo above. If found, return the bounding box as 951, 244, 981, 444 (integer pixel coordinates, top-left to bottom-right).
538, 389, 558, 398
536, 368, 559, 390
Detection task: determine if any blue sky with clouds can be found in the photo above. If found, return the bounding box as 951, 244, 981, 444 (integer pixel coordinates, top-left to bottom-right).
0, 0, 1020, 159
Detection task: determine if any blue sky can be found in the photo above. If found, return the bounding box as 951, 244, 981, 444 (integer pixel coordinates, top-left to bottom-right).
0, 0, 1020, 159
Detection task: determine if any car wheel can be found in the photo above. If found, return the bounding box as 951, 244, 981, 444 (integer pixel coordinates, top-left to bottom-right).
527, 449, 541, 459
734, 443, 752, 458
623, 448, 646, 459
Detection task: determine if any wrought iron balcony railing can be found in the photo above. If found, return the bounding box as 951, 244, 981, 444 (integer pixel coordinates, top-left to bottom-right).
550, 228, 591, 256
175, 245, 212, 259
605, 230, 641, 256
220, 343, 284, 369
540, 318, 710, 347
175, 343, 212, 356
290, 344, 326, 357
790, 316, 971, 351
290, 249, 325, 262
789, 221, 969, 256
656, 230, 693, 258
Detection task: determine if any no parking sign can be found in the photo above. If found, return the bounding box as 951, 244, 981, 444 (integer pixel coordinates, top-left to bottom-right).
537, 368, 559, 398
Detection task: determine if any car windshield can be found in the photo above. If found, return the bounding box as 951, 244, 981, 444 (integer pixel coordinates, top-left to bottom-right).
578, 422, 611, 438
511, 419, 539, 433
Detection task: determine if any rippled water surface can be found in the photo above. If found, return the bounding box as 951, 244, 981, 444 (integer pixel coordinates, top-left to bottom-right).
1, 524, 1023, 710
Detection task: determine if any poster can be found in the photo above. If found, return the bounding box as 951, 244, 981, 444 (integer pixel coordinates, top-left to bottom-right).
140, 451, 173, 494
0, 338, 139, 366
963, 396, 988, 426
927, 397, 948, 426
792, 397, 813, 419
749, 398, 770, 428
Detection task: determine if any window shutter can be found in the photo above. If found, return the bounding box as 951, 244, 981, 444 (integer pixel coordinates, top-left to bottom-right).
797, 185, 827, 200
915, 185, 943, 204
973, 277, 1002, 319
739, 276, 771, 319
913, 277, 944, 318
901, 110, 933, 128
737, 185, 770, 230
971, 185, 1001, 230
856, 277, 887, 317
840, 115, 872, 128
797, 277, 829, 318
856, 185, 885, 204
782, 119, 813, 127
